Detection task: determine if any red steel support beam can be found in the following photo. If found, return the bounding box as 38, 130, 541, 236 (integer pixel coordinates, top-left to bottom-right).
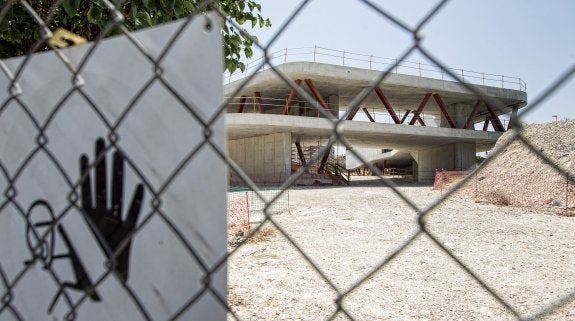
464, 100, 483, 129
482, 117, 490, 131
254, 92, 264, 114
294, 141, 308, 173
484, 102, 506, 132
283, 79, 302, 115
432, 93, 456, 128
362, 108, 375, 122
236, 95, 247, 113
400, 110, 411, 124
345, 105, 361, 120
409, 93, 431, 126
317, 147, 331, 174
304, 79, 334, 116
374, 87, 401, 124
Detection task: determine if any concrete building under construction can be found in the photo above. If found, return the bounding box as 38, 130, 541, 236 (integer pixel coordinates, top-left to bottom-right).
224, 52, 527, 185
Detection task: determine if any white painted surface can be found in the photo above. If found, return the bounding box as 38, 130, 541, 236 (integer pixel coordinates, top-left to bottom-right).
0, 14, 225, 321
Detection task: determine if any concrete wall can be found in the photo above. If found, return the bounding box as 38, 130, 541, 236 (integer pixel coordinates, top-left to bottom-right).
411, 142, 476, 182
228, 133, 292, 184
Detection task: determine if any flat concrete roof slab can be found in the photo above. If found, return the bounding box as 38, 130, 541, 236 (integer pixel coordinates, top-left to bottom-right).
225, 62, 527, 120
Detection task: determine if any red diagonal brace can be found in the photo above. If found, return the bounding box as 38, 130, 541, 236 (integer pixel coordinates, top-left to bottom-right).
432, 93, 456, 128
374, 87, 401, 124
484, 102, 506, 132
400, 110, 411, 124
283, 79, 302, 115
482, 117, 490, 131
254, 92, 264, 114
304, 79, 334, 116
464, 100, 482, 129
317, 146, 331, 174
294, 141, 308, 173
362, 108, 375, 122
236, 95, 247, 113
346, 105, 360, 120
409, 93, 431, 126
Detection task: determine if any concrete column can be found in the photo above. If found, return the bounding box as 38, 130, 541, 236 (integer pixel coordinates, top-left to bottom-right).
440, 103, 472, 129
508, 106, 519, 130
228, 133, 292, 185
410, 142, 476, 182
454, 143, 476, 170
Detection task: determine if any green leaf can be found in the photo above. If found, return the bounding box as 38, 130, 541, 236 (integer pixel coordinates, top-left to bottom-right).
87, 5, 103, 24
136, 11, 154, 27
62, 0, 80, 17
225, 58, 237, 74
244, 46, 253, 58
174, 0, 184, 17
160, 0, 175, 10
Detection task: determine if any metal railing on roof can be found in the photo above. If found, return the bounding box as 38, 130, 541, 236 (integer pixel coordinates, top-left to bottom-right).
224, 46, 527, 92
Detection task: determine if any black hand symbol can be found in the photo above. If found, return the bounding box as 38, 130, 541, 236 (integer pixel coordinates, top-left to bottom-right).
80, 138, 144, 283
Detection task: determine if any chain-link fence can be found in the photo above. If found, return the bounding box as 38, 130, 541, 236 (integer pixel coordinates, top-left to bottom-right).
2, 0, 575, 320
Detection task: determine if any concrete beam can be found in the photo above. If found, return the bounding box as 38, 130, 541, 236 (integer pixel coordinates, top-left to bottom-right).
226, 114, 502, 152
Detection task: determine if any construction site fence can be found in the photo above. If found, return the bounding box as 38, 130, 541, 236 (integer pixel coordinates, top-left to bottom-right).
227, 187, 290, 237
435, 171, 574, 210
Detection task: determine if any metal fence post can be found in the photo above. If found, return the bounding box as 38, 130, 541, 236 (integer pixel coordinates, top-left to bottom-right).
313, 45, 316, 62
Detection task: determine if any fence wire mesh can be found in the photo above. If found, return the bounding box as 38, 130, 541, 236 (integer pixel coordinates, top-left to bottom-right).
1, 0, 575, 320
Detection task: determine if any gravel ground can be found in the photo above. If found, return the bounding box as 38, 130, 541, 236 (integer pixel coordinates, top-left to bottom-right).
228, 178, 575, 320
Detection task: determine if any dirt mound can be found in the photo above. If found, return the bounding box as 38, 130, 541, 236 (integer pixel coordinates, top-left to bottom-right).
484, 120, 575, 175
455, 121, 575, 210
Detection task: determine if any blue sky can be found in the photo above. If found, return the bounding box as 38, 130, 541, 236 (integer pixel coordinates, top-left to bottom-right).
242, 0, 575, 124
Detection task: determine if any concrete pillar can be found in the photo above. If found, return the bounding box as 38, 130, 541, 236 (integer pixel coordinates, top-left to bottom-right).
410, 142, 476, 182
454, 143, 476, 170
508, 106, 519, 130
440, 103, 471, 129
228, 132, 292, 185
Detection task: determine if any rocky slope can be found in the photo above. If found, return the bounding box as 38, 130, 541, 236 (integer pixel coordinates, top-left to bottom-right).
455, 120, 575, 210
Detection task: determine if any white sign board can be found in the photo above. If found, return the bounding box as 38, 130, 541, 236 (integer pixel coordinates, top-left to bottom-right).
0, 13, 226, 321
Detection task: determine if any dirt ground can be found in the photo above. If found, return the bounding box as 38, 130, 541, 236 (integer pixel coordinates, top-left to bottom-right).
227, 178, 575, 320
